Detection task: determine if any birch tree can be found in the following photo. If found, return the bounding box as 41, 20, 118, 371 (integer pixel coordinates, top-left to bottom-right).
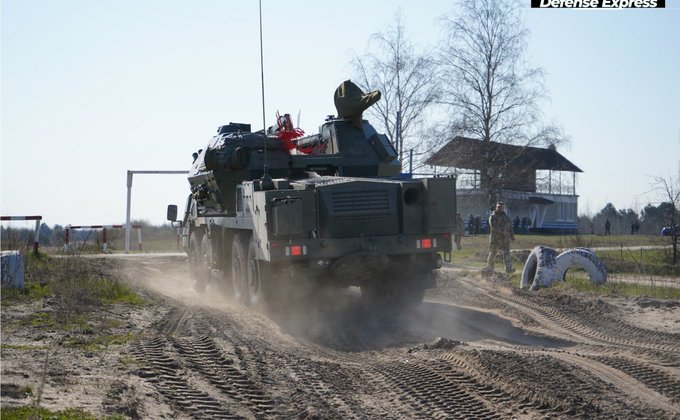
438, 0, 565, 204
352, 12, 440, 171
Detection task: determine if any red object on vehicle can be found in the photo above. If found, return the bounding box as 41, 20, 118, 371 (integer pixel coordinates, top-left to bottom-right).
275, 112, 305, 152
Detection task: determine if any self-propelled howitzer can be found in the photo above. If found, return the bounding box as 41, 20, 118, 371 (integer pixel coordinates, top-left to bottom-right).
168, 80, 456, 310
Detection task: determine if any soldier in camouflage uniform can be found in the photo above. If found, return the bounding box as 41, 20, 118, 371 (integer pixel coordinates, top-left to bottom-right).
484, 202, 515, 274
453, 212, 464, 250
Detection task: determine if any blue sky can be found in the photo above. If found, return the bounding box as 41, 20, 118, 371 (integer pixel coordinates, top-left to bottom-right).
1, 0, 679, 228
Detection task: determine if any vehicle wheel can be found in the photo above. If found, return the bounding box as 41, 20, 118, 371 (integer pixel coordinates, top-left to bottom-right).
246, 240, 266, 307
231, 232, 250, 304
198, 235, 214, 291
554, 248, 608, 284
189, 230, 206, 292
520, 245, 557, 290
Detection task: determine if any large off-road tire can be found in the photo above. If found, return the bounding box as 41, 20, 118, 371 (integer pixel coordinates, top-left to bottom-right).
246, 240, 269, 308
189, 230, 206, 292
520, 246, 558, 290
231, 232, 250, 304
198, 235, 215, 292
554, 248, 608, 285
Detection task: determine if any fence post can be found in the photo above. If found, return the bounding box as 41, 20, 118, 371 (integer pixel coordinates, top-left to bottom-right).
102, 228, 108, 253
33, 219, 41, 253
64, 226, 70, 252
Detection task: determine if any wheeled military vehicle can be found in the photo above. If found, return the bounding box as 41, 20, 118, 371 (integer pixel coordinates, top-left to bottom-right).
167, 81, 456, 309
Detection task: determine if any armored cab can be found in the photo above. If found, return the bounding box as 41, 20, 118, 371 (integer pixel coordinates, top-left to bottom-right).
170, 80, 456, 311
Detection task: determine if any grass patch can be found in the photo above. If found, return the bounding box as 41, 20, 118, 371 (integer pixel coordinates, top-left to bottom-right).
598, 248, 680, 277
27, 311, 57, 328
0, 406, 98, 420
87, 277, 143, 305
553, 270, 680, 299
2, 254, 143, 311
2, 255, 144, 351
1, 282, 52, 305
64, 333, 137, 352
0, 344, 48, 351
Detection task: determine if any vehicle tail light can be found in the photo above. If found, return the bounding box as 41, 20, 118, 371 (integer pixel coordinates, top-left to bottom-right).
416, 238, 437, 249
285, 245, 307, 256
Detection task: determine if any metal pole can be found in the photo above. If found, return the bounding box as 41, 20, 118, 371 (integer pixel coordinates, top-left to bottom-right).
33, 219, 41, 254
125, 171, 133, 253
124, 170, 188, 253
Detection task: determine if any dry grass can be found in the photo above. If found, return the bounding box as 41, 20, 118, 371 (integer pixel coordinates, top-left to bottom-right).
1, 254, 142, 330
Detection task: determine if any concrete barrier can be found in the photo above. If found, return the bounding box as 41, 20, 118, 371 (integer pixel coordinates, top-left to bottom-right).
1, 251, 25, 289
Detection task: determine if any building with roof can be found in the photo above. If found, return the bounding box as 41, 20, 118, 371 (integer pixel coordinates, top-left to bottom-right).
426, 136, 583, 234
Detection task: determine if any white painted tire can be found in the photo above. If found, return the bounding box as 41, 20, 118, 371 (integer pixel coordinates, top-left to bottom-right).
554, 248, 608, 285
520, 246, 558, 290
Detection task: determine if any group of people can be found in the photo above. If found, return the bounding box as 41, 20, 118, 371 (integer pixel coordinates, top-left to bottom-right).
604, 218, 642, 235
452, 202, 517, 274
512, 216, 532, 234
465, 214, 483, 236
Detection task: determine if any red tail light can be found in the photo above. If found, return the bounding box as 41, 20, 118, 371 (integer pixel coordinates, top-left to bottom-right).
285, 245, 307, 256
416, 238, 437, 249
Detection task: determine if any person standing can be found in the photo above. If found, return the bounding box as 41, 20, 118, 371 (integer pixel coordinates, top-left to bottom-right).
467, 214, 475, 236
453, 212, 464, 250
484, 202, 515, 274
605, 219, 611, 236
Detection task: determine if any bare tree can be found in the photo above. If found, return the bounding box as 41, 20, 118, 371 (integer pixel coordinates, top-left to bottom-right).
351, 11, 440, 171
652, 175, 680, 265
437, 0, 566, 204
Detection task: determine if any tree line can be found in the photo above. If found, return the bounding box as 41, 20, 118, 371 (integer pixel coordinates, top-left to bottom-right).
579, 202, 678, 236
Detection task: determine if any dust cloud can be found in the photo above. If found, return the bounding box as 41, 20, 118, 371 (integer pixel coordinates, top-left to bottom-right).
119, 254, 566, 351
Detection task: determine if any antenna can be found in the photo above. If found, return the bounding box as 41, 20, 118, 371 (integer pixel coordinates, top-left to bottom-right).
258, 0, 274, 190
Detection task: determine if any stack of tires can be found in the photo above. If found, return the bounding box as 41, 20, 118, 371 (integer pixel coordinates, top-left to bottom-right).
520, 246, 607, 291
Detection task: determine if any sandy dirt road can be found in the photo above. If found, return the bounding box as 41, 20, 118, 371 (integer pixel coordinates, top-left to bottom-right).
2, 254, 679, 419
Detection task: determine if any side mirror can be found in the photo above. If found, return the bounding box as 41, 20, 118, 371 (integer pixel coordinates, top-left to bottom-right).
166, 204, 178, 222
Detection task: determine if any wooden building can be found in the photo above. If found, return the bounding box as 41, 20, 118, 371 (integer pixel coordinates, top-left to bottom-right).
427, 136, 583, 233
